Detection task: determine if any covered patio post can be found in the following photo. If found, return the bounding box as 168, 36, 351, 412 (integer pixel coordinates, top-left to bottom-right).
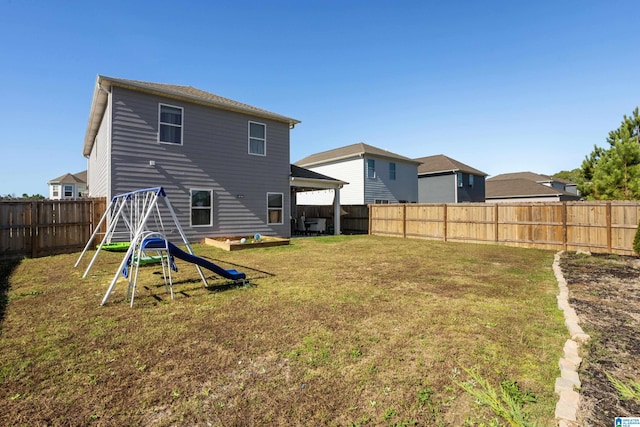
333, 188, 341, 235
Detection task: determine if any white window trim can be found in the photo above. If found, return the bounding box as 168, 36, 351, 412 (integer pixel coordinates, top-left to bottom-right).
267, 192, 284, 225
64, 185, 74, 198
367, 159, 376, 179
248, 121, 267, 156
190, 188, 213, 228
158, 103, 184, 145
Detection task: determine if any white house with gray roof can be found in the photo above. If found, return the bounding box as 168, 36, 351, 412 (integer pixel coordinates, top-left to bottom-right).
48, 170, 87, 200
295, 142, 420, 205
83, 75, 300, 240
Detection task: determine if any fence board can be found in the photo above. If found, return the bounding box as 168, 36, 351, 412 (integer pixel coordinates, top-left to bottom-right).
0, 198, 107, 260
370, 201, 640, 255
405, 204, 445, 239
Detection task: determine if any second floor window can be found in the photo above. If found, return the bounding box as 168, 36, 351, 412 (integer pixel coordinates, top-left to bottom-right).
249, 122, 266, 156
159, 104, 183, 145
367, 159, 376, 178
64, 185, 73, 198
389, 162, 396, 180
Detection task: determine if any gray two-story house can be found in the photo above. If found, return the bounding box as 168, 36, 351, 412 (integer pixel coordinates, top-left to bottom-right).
295, 142, 420, 205
415, 154, 487, 203
83, 75, 300, 240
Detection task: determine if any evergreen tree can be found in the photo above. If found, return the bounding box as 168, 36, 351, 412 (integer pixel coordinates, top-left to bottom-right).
581, 108, 640, 200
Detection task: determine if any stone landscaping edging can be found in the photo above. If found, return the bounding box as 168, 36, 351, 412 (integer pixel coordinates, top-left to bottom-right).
552, 251, 591, 427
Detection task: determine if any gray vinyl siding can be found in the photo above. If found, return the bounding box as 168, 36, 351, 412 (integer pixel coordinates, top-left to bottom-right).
87, 97, 110, 198
108, 87, 291, 240
364, 156, 418, 204
418, 174, 456, 203
456, 174, 486, 202
418, 173, 486, 203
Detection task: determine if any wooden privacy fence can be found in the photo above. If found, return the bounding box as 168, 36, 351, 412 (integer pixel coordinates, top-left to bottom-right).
0, 198, 107, 260
370, 201, 640, 256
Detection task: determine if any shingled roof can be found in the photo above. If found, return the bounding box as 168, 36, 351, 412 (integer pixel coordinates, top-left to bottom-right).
290, 164, 345, 182
485, 178, 580, 200
487, 171, 554, 182
414, 154, 487, 176
83, 75, 300, 157
47, 170, 87, 185
295, 142, 421, 167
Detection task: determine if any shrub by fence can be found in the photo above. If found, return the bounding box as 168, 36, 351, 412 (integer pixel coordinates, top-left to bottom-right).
0, 198, 107, 260
370, 201, 640, 256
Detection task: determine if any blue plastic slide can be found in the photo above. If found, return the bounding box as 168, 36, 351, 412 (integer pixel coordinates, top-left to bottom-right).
143, 238, 246, 281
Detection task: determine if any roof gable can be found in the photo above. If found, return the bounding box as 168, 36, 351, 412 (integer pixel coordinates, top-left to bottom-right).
295, 142, 421, 167
414, 154, 487, 176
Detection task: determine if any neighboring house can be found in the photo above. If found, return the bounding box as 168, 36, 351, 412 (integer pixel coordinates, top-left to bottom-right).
414, 154, 487, 203
48, 170, 87, 199
294, 142, 420, 205
486, 172, 581, 202
83, 75, 300, 240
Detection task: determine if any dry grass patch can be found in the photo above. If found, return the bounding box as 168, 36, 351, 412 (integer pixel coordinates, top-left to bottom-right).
0, 235, 565, 425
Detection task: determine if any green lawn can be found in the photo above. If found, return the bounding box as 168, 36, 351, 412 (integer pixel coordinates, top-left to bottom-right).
0, 235, 566, 426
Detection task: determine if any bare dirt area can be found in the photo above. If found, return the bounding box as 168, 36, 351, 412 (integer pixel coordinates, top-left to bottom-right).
560, 252, 640, 426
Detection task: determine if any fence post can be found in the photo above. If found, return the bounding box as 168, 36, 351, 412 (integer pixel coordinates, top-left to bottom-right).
606, 201, 612, 253
562, 202, 568, 251
368, 204, 372, 235
494, 204, 499, 242
30, 201, 38, 258
402, 204, 407, 238
443, 203, 448, 242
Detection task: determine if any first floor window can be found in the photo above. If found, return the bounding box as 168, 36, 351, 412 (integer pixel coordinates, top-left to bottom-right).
159, 104, 183, 145
267, 192, 283, 225
191, 189, 213, 227
374, 199, 389, 204
64, 185, 73, 198
249, 121, 266, 155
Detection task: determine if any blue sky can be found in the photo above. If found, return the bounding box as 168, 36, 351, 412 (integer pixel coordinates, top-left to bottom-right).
1, 0, 638, 196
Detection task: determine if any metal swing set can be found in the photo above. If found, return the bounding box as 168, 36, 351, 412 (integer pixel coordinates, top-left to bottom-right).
75, 187, 209, 306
